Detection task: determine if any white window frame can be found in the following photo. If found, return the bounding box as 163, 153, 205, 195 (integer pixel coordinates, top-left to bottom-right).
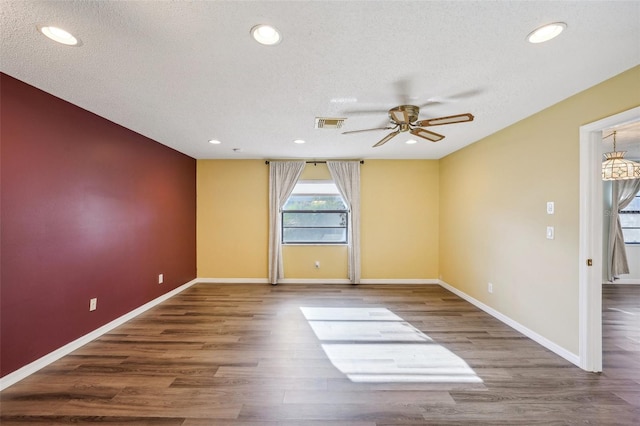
620, 192, 640, 244
281, 180, 348, 245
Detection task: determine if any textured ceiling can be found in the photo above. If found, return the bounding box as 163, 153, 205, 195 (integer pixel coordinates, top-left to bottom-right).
605, 121, 640, 160
1, 1, 639, 160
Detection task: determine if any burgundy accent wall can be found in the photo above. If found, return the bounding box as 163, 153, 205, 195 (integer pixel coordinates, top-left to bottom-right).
0, 73, 196, 377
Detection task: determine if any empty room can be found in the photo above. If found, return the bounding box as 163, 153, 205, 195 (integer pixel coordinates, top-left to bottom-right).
1, 1, 639, 424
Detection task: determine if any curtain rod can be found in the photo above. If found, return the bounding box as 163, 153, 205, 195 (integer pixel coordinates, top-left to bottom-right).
264, 160, 364, 165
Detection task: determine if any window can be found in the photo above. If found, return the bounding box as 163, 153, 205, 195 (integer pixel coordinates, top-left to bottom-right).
282, 181, 348, 244
620, 192, 640, 244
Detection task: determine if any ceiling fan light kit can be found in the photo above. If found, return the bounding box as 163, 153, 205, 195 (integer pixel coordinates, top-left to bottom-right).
343, 104, 474, 147
601, 131, 640, 181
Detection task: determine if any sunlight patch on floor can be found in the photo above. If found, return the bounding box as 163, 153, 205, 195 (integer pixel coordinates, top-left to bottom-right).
300, 307, 482, 383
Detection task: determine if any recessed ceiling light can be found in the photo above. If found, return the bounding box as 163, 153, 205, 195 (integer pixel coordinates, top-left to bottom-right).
251, 24, 281, 45
38, 25, 80, 46
527, 22, 567, 44
208, 139, 221, 144
293, 139, 306, 144
406, 139, 418, 145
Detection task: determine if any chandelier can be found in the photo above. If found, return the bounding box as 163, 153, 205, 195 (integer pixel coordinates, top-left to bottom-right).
602, 131, 640, 181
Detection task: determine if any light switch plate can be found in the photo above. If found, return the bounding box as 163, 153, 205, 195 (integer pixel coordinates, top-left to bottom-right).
547, 201, 554, 214
546, 226, 555, 239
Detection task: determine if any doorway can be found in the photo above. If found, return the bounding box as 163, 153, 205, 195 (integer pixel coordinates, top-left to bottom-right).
579, 106, 640, 372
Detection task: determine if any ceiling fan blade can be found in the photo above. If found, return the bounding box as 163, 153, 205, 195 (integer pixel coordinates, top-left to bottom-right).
418, 89, 484, 107
341, 108, 392, 116
373, 130, 400, 147
410, 127, 445, 142
342, 126, 395, 135
416, 113, 474, 127
417, 99, 444, 108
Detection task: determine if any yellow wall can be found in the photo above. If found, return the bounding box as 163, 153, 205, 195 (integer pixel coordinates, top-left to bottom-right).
197, 160, 268, 278
361, 160, 439, 279
197, 160, 440, 280
283, 244, 349, 278
439, 65, 640, 354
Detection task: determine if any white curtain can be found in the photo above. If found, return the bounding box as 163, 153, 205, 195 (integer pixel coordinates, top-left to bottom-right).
608, 178, 640, 280
268, 161, 305, 285
327, 161, 361, 284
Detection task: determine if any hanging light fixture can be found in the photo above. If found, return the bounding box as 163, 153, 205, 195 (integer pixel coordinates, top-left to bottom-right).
602, 130, 640, 180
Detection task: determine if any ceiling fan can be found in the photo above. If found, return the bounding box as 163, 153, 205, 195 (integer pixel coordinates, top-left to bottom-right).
342, 105, 474, 147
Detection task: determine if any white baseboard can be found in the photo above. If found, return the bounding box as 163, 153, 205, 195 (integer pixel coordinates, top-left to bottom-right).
196, 278, 269, 284
438, 280, 581, 368
0, 279, 199, 391
197, 278, 439, 285
278, 278, 351, 284
279, 278, 438, 284
604, 279, 640, 285
360, 278, 439, 285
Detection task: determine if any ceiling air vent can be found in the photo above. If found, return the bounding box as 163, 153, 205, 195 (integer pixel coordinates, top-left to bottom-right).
315, 117, 347, 129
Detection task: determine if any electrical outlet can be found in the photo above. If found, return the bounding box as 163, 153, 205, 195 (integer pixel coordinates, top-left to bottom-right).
89, 298, 97, 311
314, 261, 320, 269
158, 274, 163, 284
488, 283, 493, 294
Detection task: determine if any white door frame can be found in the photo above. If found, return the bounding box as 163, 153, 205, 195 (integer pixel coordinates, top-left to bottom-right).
579, 106, 640, 372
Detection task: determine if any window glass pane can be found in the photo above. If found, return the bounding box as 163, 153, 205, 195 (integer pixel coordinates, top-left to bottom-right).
282, 180, 348, 244
622, 228, 640, 244
621, 196, 640, 212
284, 194, 346, 210
291, 182, 340, 194
283, 212, 347, 227
620, 213, 640, 228
283, 228, 347, 243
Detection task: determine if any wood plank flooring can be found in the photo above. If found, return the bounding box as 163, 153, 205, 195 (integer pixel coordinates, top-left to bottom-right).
1, 283, 639, 425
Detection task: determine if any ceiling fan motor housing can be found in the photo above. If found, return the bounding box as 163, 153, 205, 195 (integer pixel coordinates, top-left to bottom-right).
389, 105, 420, 124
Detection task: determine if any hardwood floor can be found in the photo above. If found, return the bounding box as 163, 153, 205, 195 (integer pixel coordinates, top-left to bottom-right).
1, 283, 639, 425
